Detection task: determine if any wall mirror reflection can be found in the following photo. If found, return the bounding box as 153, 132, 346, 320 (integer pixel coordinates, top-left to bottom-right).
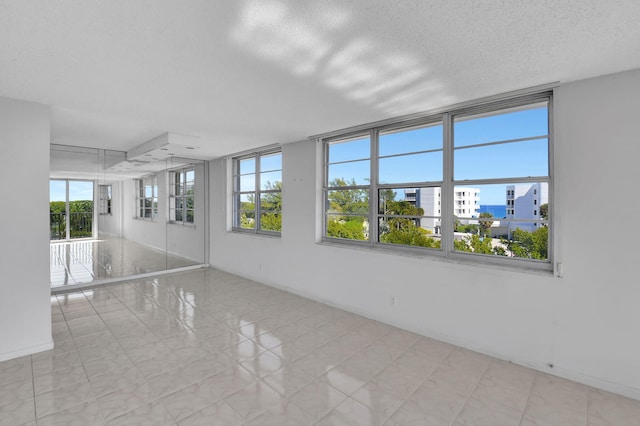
50, 143, 208, 290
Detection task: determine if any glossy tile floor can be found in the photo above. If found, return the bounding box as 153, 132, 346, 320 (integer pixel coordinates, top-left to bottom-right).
50, 237, 200, 288
3, 269, 640, 425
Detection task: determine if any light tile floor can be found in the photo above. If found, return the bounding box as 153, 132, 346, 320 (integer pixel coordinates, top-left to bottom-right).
3, 268, 640, 425
50, 237, 200, 288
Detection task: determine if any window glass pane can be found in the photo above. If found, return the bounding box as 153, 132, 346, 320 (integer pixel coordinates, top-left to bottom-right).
239, 158, 256, 175
261, 153, 282, 172
50, 180, 66, 202
186, 196, 194, 209
186, 210, 194, 223
236, 209, 255, 229
260, 171, 282, 190
260, 211, 281, 232
238, 193, 255, 211
326, 214, 368, 241
240, 173, 256, 192
378, 187, 442, 248
379, 151, 442, 184
185, 182, 195, 195
328, 137, 370, 163
176, 198, 184, 209
186, 169, 195, 182
327, 189, 369, 215
454, 104, 548, 147
452, 183, 548, 260
379, 123, 443, 156
260, 193, 281, 212
175, 209, 183, 222
454, 138, 548, 180
328, 160, 370, 186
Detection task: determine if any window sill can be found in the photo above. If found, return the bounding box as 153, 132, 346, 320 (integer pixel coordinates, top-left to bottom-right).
318, 238, 554, 277
168, 221, 196, 228
230, 228, 281, 238
133, 217, 156, 222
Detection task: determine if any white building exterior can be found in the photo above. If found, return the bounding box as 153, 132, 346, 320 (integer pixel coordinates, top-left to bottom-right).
505, 183, 548, 233
404, 187, 480, 234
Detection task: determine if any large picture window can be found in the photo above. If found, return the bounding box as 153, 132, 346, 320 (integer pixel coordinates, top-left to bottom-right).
322, 92, 552, 269
169, 167, 195, 224
135, 176, 158, 220
233, 150, 282, 234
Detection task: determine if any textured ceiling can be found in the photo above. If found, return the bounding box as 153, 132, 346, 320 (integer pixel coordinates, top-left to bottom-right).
1, 0, 640, 159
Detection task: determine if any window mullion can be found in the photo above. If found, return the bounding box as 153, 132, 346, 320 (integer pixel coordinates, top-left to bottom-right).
255, 154, 261, 233
441, 112, 454, 256
369, 129, 378, 246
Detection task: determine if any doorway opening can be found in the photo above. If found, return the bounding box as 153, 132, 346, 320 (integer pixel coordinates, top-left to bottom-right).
50, 179, 94, 241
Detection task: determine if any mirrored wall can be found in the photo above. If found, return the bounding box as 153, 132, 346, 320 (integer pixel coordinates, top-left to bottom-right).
50, 144, 208, 290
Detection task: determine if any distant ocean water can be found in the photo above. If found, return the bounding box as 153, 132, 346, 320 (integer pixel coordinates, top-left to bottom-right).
478, 205, 507, 218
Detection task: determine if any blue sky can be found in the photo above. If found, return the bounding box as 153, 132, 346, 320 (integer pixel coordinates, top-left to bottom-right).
328, 105, 548, 205
50, 180, 94, 202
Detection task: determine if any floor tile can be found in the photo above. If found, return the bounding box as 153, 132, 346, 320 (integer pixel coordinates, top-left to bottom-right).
35, 380, 95, 418
1, 266, 638, 425
177, 400, 244, 426
288, 378, 349, 420
106, 401, 175, 426
223, 380, 284, 421
36, 400, 104, 426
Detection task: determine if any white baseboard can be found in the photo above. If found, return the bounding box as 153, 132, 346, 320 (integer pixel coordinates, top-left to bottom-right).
211, 265, 640, 401
0, 340, 54, 363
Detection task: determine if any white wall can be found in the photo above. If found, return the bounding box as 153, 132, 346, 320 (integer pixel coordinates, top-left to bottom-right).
122, 162, 207, 263
210, 68, 640, 399
0, 97, 52, 361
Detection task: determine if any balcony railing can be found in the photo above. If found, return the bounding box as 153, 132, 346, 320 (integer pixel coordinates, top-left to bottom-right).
50, 212, 93, 240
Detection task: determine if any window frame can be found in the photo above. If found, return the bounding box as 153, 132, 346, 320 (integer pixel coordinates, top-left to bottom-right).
321, 91, 553, 272
169, 167, 195, 225
135, 175, 158, 221
98, 184, 112, 215
232, 149, 282, 236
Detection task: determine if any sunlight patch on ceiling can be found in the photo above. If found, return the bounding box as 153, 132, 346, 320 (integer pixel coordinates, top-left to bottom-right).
230, 0, 345, 76
230, 0, 450, 117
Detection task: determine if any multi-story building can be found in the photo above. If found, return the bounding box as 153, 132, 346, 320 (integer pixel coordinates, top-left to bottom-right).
404, 187, 479, 234
505, 183, 548, 233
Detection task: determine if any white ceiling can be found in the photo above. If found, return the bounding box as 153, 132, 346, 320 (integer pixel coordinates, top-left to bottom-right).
2, 0, 640, 159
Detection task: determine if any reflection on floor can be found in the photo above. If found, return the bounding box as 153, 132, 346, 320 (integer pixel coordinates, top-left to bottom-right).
3, 268, 639, 425
50, 237, 199, 288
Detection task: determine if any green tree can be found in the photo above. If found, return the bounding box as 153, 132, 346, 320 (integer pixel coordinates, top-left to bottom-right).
259, 181, 282, 231
260, 212, 282, 232
540, 203, 549, 220
378, 196, 440, 248
327, 178, 368, 215
382, 226, 440, 248
504, 227, 548, 260
326, 178, 369, 240
261, 181, 282, 211
327, 219, 366, 240
478, 212, 494, 235
454, 234, 506, 255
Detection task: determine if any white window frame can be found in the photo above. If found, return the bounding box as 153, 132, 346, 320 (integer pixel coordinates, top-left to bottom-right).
99, 184, 112, 215
135, 175, 158, 220
169, 167, 195, 224
232, 149, 282, 235
320, 91, 553, 272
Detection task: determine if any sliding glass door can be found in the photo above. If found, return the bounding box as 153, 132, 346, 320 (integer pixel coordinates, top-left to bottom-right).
50, 179, 94, 241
